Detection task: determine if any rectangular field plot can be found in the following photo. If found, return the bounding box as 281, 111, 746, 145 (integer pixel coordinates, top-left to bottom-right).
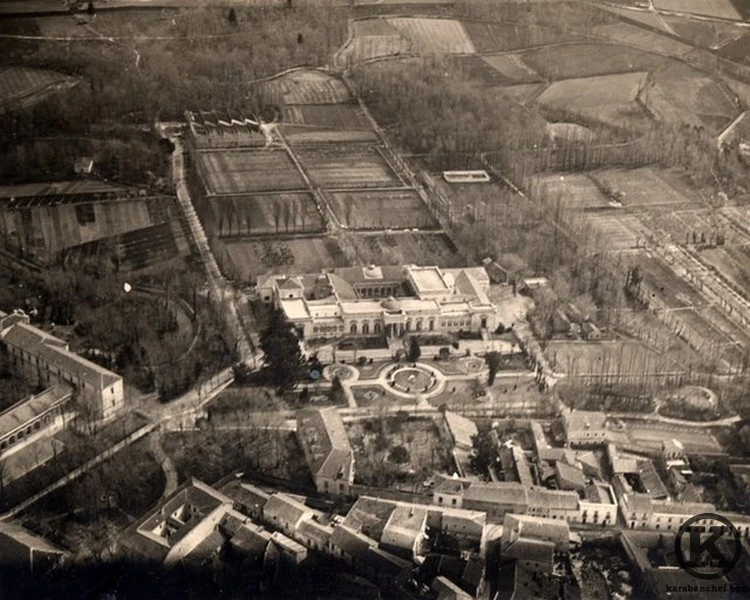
281, 105, 377, 143
197, 150, 306, 195
586, 214, 641, 250
205, 193, 323, 237
638, 254, 705, 308
349, 232, 464, 267
519, 43, 667, 81
257, 69, 351, 105
590, 168, 702, 209
699, 246, 750, 297
329, 189, 438, 230
296, 146, 402, 189
387, 17, 475, 54
664, 17, 746, 48
654, 0, 742, 20
535, 72, 650, 129
534, 173, 610, 209
464, 20, 583, 52
480, 54, 541, 83
219, 237, 348, 281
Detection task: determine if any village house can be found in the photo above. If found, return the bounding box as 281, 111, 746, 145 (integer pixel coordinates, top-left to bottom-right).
262, 264, 497, 340
262, 493, 315, 538
560, 409, 610, 447
0, 310, 124, 421
380, 504, 428, 561
296, 407, 354, 495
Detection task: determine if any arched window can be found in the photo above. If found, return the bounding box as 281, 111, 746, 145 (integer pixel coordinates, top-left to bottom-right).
416, 320, 422, 331
350, 322, 358, 334
34, 421, 41, 431
374, 322, 382, 334
362, 322, 370, 335
429, 319, 435, 331
405, 319, 411, 332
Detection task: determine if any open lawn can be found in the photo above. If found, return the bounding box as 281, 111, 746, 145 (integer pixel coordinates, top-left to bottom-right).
535, 72, 650, 129
520, 43, 667, 80
197, 149, 306, 195
387, 17, 475, 55
219, 236, 348, 281
258, 68, 351, 105
297, 145, 402, 189
349, 232, 464, 267
340, 19, 412, 64
203, 193, 323, 237
0, 66, 77, 113
654, 0, 742, 20
641, 63, 737, 132
329, 189, 438, 229
590, 168, 704, 209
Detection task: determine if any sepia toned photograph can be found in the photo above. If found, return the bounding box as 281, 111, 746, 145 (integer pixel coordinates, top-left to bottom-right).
0, 0, 749, 598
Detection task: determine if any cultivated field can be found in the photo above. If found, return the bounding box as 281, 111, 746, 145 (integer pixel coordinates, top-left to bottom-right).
281, 104, 378, 143
641, 63, 738, 132
519, 43, 667, 80
664, 17, 746, 48
600, 5, 674, 33
349, 232, 464, 267
258, 68, 351, 105
297, 145, 402, 189
591, 22, 695, 57
480, 54, 541, 83
388, 17, 475, 55
500, 83, 546, 105
535, 72, 650, 128
339, 19, 412, 65
219, 236, 348, 281
718, 32, 750, 63
462, 20, 583, 53
203, 193, 323, 237
197, 150, 307, 194
0, 66, 77, 113
653, 0, 742, 20
328, 189, 438, 230
451, 56, 516, 86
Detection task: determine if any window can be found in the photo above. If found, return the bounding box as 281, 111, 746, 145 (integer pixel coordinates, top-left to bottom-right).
362, 322, 370, 335
75, 203, 96, 225
350, 322, 357, 334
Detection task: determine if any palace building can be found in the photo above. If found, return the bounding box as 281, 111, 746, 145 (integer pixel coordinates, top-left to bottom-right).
259, 264, 497, 340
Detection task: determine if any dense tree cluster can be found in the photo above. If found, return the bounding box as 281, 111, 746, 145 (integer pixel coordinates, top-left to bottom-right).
259, 308, 303, 394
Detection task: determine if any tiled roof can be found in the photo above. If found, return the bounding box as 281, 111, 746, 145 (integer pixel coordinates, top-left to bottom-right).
229, 523, 271, 557
527, 487, 579, 511
380, 505, 427, 553
444, 411, 478, 449
583, 483, 615, 505
330, 524, 374, 560
463, 482, 528, 506
297, 518, 334, 548
650, 500, 715, 515
504, 537, 555, 564
263, 494, 310, 528
555, 462, 586, 490
563, 410, 607, 433
0, 521, 66, 557
1, 322, 121, 389
503, 514, 570, 544
0, 383, 73, 438
296, 408, 353, 482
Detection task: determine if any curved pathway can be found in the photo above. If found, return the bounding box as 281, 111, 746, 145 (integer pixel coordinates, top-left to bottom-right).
149, 433, 178, 500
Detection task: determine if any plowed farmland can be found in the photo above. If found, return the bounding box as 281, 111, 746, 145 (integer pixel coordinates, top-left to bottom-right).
451, 56, 514, 86
591, 22, 695, 57
220, 237, 348, 281
197, 150, 307, 194
297, 145, 402, 189
281, 104, 378, 143
388, 17, 475, 55
520, 43, 667, 80
329, 189, 438, 230
258, 68, 351, 104
349, 232, 464, 267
